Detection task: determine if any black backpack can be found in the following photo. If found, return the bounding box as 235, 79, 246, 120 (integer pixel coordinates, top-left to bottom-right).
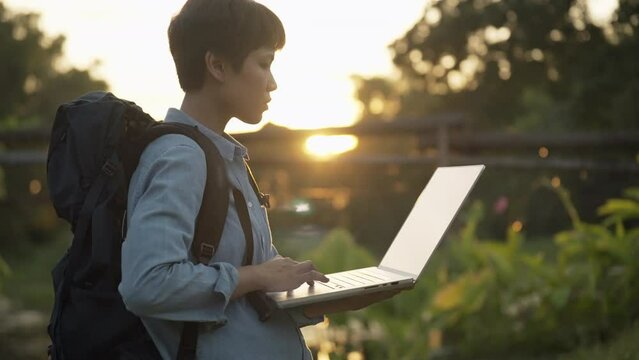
46, 92, 271, 360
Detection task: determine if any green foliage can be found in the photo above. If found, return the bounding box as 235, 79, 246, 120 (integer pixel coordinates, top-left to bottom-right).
421, 203, 556, 358
424, 184, 639, 358
550, 184, 639, 340
321, 184, 639, 359
0, 253, 10, 291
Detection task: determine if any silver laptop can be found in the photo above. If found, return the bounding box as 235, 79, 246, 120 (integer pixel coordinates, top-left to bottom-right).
267, 165, 485, 309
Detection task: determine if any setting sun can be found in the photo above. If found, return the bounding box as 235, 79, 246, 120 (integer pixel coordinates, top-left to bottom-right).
304, 135, 358, 159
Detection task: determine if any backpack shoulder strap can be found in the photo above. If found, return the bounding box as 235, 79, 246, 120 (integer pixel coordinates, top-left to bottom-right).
132, 122, 229, 264
135, 123, 229, 360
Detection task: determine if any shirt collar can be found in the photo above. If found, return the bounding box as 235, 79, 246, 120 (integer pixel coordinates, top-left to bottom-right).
164, 108, 249, 161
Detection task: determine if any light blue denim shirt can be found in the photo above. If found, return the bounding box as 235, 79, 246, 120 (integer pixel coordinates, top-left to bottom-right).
119, 108, 321, 360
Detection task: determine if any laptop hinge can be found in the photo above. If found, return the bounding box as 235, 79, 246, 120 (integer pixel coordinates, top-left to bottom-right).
377, 265, 417, 279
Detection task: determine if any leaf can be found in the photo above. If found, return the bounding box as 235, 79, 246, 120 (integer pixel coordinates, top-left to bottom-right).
554, 230, 576, 246
598, 199, 639, 219
465, 287, 488, 314
506, 227, 524, 255
543, 179, 582, 229
0, 255, 10, 276
549, 286, 571, 309
459, 201, 484, 244
432, 270, 491, 312
485, 244, 515, 279
433, 279, 466, 311
626, 228, 639, 242
0, 254, 11, 290
522, 253, 545, 270
623, 187, 639, 201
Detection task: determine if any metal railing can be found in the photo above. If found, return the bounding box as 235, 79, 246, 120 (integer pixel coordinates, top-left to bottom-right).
1, 115, 638, 173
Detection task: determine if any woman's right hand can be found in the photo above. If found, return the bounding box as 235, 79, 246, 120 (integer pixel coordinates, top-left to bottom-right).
232, 257, 328, 299
257, 256, 329, 292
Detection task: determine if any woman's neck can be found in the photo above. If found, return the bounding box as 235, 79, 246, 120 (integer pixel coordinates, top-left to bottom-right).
180, 90, 229, 134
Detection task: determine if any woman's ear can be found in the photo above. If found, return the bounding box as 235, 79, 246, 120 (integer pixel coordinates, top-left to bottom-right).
205, 50, 226, 82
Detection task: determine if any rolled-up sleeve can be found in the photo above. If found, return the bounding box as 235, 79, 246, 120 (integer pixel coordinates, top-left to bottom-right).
118, 136, 237, 323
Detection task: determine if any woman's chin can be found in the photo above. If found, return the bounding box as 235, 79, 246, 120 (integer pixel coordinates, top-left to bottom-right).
237, 113, 263, 125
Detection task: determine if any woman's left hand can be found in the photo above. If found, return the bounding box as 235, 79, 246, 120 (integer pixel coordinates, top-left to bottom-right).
302, 287, 408, 318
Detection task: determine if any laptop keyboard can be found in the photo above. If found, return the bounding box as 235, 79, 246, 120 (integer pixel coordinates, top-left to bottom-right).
319, 269, 390, 290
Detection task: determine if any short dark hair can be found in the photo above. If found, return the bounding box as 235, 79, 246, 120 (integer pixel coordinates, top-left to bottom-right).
168, 0, 286, 91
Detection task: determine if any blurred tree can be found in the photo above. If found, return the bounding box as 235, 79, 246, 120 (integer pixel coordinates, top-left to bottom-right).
0, 2, 107, 128
0, 3, 108, 252
355, 0, 639, 132
349, 0, 639, 240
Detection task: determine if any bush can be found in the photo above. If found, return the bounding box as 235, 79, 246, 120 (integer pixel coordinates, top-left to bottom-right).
419, 183, 639, 359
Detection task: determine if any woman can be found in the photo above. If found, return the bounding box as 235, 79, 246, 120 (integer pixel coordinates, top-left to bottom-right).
119, 1, 396, 358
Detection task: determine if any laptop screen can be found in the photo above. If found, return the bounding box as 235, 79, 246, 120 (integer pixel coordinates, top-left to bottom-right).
379, 165, 484, 277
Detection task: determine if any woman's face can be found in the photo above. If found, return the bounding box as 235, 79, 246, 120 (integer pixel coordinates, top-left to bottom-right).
223, 47, 277, 125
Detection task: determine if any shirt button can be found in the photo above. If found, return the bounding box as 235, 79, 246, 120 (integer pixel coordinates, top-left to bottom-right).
248, 202, 253, 208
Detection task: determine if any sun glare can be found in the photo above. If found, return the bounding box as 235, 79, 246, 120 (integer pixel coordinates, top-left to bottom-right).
304, 135, 358, 159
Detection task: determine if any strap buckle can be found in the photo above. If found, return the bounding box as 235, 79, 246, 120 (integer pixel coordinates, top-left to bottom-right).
101, 160, 117, 177
198, 243, 215, 263
258, 193, 270, 209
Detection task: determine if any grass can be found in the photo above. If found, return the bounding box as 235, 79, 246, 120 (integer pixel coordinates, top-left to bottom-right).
1, 231, 69, 313
558, 322, 639, 360
0, 230, 69, 360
